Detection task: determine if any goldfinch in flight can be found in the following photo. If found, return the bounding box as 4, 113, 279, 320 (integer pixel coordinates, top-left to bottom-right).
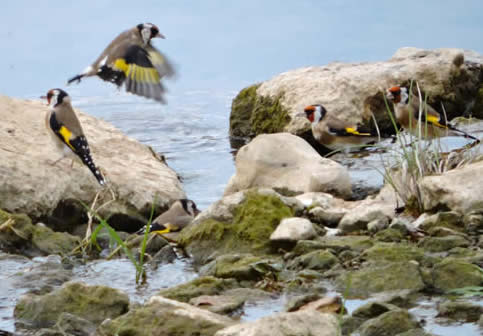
138, 199, 200, 235
304, 104, 378, 151
386, 86, 479, 141
68, 23, 175, 103
42, 89, 106, 186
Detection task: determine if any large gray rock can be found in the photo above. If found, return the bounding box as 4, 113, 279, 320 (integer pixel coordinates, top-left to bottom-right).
224, 133, 351, 198
96, 296, 234, 336
0, 95, 185, 221
420, 160, 483, 213
215, 310, 339, 336
231, 47, 483, 137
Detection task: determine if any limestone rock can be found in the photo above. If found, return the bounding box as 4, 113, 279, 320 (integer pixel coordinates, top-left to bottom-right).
96, 296, 234, 336
215, 310, 339, 336
224, 133, 351, 198
420, 160, 483, 213
0, 95, 184, 223
14, 281, 129, 329
270, 217, 317, 242
230, 48, 483, 137
339, 200, 395, 233
189, 295, 245, 315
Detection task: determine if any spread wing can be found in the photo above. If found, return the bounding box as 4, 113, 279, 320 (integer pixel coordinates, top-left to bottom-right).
111, 45, 174, 103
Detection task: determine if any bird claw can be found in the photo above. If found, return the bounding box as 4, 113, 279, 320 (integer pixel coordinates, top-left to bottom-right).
67, 75, 83, 85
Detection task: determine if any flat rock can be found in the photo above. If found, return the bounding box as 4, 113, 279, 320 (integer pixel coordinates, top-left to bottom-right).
339, 200, 395, 233
224, 133, 351, 198
215, 310, 339, 336
270, 217, 317, 241
0, 95, 184, 221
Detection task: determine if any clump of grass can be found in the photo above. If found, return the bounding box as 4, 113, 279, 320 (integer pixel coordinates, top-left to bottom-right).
380, 81, 480, 214
82, 198, 156, 285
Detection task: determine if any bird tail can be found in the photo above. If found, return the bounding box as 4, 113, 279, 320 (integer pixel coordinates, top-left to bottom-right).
78, 151, 106, 186
448, 124, 480, 142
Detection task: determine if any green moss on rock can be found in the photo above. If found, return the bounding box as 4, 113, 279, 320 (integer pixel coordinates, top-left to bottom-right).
32, 225, 81, 255
431, 258, 483, 291
363, 243, 425, 264
158, 276, 238, 303
229, 84, 291, 137
179, 192, 293, 260
359, 310, 420, 336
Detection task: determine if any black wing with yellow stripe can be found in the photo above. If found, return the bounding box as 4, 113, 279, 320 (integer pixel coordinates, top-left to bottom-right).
108, 45, 174, 103
49, 113, 106, 185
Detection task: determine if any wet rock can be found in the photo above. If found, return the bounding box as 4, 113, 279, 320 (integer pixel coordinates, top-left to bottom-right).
287, 250, 338, 271
292, 235, 373, 257
389, 217, 412, 235
363, 243, 425, 264
415, 211, 463, 232
215, 310, 339, 336
427, 226, 467, 238
15, 255, 72, 293
336, 261, 425, 298
149, 244, 177, 266
367, 218, 390, 233
358, 309, 420, 336
341, 315, 366, 336
31, 223, 81, 255
464, 209, 483, 235
224, 133, 351, 198
270, 217, 317, 242
296, 296, 343, 313
352, 301, 400, 319
417, 235, 470, 252
284, 293, 322, 312
437, 300, 483, 322
339, 200, 395, 233
53, 312, 96, 336
158, 276, 238, 303
420, 161, 483, 213
179, 192, 294, 263
189, 295, 245, 315
201, 254, 279, 281
97, 296, 234, 336
431, 258, 483, 291
0, 96, 185, 225
395, 329, 437, 336
14, 281, 129, 329
374, 228, 405, 242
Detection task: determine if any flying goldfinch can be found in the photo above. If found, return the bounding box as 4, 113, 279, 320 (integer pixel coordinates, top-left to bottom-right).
138, 199, 200, 235
304, 104, 378, 151
386, 86, 479, 141
67, 23, 175, 103
42, 89, 106, 186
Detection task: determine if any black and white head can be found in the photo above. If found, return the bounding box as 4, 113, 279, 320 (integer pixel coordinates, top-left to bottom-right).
386, 86, 409, 105
42, 88, 71, 108
137, 23, 165, 45
180, 199, 200, 217
304, 104, 327, 124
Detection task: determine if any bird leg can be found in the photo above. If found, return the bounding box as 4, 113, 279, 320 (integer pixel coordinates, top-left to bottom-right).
48, 156, 65, 166
67, 74, 84, 85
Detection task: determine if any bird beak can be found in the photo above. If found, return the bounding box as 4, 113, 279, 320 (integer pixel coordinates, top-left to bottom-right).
156, 32, 165, 39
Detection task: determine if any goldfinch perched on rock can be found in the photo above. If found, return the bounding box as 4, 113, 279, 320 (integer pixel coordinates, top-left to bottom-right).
42, 89, 106, 186
386, 86, 479, 141
68, 23, 175, 103
304, 104, 378, 151
138, 199, 200, 235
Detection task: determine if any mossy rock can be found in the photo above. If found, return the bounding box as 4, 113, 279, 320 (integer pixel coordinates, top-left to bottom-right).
0, 209, 35, 252
437, 301, 483, 322
471, 84, 483, 119
358, 310, 420, 336
352, 301, 400, 320
363, 243, 425, 264
158, 276, 238, 303
336, 261, 425, 299
287, 250, 339, 271
178, 192, 294, 261
204, 254, 278, 281
97, 296, 233, 336
230, 84, 291, 137
417, 235, 469, 253
374, 228, 404, 242
431, 258, 483, 291
14, 281, 129, 329
32, 225, 81, 256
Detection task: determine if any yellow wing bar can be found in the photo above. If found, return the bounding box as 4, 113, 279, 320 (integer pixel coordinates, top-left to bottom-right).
113, 59, 160, 84
345, 127, 370, 136
59, 126, 75, 151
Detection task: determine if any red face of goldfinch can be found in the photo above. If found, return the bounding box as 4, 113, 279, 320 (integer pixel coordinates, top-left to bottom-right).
304, 104, 327, 123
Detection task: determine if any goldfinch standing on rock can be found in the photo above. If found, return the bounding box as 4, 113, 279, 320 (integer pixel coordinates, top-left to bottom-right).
42, 89, 106, 186
386, 86, 479, 141
67, 23, 175, 103
138, 199, 200, 235
304, 104, 378, 151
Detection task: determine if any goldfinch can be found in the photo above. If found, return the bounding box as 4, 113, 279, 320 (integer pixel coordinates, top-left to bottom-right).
138, 199, 200, 235
42, 89, 106, 186
304, 104, 378, 151
386, 86, 479, 141
67, 23, 175, 103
